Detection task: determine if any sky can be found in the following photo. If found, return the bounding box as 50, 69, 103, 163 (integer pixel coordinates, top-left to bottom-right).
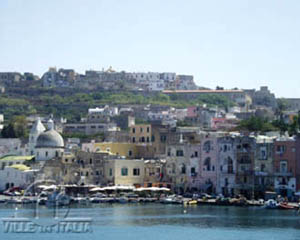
1, 0, 300, 97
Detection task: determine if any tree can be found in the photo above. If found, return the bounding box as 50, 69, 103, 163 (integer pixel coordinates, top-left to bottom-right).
1, 115, 28, 138
1, 123, 16, 138
237, 116, 277, 133
13, 115, 28, 138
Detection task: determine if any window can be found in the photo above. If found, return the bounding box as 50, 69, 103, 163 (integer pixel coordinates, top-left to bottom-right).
280, 160, 287, 173
151, 135, 155, 142
146, 137, 150, 142
133, 168, 140, 176
181, 164, 186, 174
96, 171, 99, 176
109, 168, 112, 176
191, 167, 196, 176
132, 137, 135, 143
140, 127, 143, 133
204, 157, 211, 171
225, 178, 228, 186
147, 127, 150, 133
128, 150, 132, 157
176, 150, 184, 157
277, 145, 286, 154
167, 149, 171, 156
259, 146, 267, 160
160, 135, 167, 142
203, 141, 211, 153
141, 137, 145, 142
194, 151, 198, 157
132, 128, 135, 133
261, 164, 265, 172
228, 157, 233, 174
90, 158, 93, 164
45, 151, 48, 157
121, 167, 128, 176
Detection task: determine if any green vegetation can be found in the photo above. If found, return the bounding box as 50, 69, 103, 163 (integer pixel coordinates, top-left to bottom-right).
236, 117, 277, 133
61, 132, 104, 141
237, 113, 300, 136
0, 90, 236, 123
1, 115, 28, 138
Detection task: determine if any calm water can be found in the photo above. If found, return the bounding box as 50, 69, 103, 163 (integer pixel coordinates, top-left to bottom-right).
0, 203, 300, 240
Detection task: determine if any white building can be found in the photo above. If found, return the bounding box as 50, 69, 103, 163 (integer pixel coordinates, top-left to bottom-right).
0, 164, 37, 191
35, 119, 64, 161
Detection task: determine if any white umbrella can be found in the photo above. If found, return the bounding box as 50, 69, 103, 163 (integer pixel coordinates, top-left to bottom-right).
43, 185, 57, 191
90, 187, 105, 192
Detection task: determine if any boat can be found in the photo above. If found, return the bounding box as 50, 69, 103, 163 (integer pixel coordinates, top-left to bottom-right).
74, 197, 89, 205
89, 197, 102, 203
264, 199, 278, 209
118, 197, 129, 204
160, 195, 182, 204
46, 191, 71, 207
38, 197, 47, 205
187, 200, 198, 205
278, 202, 295, 210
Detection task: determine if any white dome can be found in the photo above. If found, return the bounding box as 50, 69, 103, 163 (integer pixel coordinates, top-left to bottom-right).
35, 129, 64, 148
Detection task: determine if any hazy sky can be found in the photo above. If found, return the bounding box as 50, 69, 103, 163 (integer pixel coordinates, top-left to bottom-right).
1, 0, 300, 97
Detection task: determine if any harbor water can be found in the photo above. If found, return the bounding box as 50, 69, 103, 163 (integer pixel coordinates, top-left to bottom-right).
0, 204, 300, 240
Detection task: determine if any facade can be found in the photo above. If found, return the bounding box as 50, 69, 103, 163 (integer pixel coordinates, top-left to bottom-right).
234, 136, 256, 198
0, 164, 37, 191
175, 75, 197, 90
273, 137, 297, 198
217, 136, 236, 197
254, 136, 275, 198
129, 124, 152, 144
143, 159, 171, 188
63, 122, 118, 135
104, 159, 145, 187
199, 135, 218, 194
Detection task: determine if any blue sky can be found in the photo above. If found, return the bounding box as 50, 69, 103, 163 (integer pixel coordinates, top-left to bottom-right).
1, 0, 300, 97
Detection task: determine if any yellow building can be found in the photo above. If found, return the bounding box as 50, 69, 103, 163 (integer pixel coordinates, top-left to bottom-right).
104, 159, 144, 187
129, 124, 152, 144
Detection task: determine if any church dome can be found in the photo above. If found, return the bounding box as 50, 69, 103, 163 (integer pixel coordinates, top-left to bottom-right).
35, 129, 64, 148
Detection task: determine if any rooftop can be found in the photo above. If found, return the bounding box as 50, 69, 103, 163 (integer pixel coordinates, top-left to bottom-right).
0, 155, 34, 162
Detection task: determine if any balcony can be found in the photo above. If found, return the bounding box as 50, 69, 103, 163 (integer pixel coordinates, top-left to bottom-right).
191, 172, 198, 177
254, 171, 268, 176
274, 172, 293, 177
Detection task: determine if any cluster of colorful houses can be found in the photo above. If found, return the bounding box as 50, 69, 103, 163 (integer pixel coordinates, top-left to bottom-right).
1, 116, 300, 201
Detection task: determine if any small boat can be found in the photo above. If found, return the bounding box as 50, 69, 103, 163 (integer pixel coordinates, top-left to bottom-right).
264, 199, 278, 209
185, 200, 198, 205
46, 192, 70, 207
89, 197, 101, 203
118, 197, 129, 204
38, 197, 47, 205
278, 202, 295, 210
74, 197, 89, 205
160, 196, 182, 204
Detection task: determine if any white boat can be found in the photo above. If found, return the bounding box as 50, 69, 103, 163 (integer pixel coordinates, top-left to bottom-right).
46, 192, 70, 207
264, 199, 278, 209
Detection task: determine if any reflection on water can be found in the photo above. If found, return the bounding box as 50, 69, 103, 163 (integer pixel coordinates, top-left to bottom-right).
1, 204, 300, 240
